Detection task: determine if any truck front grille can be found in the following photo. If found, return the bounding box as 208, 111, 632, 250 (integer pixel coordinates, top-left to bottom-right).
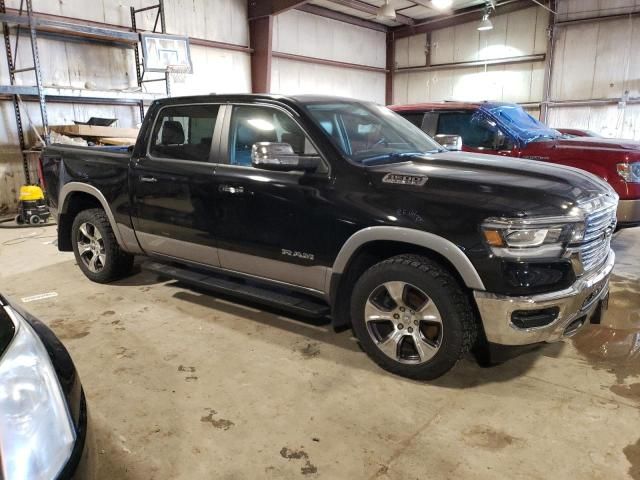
579, 207, 616, 272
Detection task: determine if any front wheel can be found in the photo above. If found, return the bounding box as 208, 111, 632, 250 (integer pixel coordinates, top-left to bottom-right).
71, 208, 134, 283
350, 254, 478, 380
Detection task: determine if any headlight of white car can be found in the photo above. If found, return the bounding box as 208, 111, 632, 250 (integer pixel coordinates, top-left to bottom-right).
0, 305, 76, 480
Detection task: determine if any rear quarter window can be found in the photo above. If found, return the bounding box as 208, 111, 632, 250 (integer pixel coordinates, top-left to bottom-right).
149, 104, 220, 162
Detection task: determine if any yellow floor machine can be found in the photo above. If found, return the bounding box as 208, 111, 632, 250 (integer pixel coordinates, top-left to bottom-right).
15, 185, 50, 225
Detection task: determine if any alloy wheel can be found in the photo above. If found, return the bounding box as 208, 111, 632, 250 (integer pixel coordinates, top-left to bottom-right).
77, 222, 106, 273
364, 281, 443, 364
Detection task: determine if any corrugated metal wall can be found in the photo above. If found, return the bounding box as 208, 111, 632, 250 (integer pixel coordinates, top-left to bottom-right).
546, 0, 640, 138
393, 6, 549, 106
271, 9, 386, 103
0, 0, 250, 214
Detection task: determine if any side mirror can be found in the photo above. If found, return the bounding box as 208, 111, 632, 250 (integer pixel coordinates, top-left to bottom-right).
251, 142, 321, 172
435, 134, 462, 151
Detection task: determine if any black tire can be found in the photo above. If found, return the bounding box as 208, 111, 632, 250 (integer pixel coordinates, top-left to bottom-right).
29, 215, 41, 225
350, 254, 478, 380
71, 208, 134, 283
15, 214, 24, 225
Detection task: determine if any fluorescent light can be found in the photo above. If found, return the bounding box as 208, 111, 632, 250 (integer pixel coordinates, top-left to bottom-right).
431, 0, 453, 9
377, 0, 396, 20
477, 13, 494, 31
247, 118, 275, 131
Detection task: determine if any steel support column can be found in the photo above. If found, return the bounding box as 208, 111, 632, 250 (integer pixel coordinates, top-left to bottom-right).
249, 15, 273, 93
385, 30, 394, 105
541, 0, 557, 124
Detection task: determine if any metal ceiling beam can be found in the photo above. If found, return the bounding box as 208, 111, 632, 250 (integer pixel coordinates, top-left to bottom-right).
405, 0, 436, 10
249, 15, 273, 93
325, 0, 415, 25
393, 0, 534, 38
248, 0, 311, 19
296, 3, 388, 31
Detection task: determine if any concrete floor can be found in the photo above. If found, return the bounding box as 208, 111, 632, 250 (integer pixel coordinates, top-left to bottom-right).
0, 224, 639, 479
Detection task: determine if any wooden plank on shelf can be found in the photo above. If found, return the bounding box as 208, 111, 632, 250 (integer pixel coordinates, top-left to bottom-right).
46, 125, 139, 138
99, 137, 136, 146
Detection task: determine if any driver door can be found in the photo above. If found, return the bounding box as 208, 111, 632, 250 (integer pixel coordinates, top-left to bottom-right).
210, 103, 334, 293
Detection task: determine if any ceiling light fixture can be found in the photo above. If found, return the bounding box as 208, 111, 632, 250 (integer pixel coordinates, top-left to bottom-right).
377, 0, 396, 20
431, 0, 453, 9
477, 2, 495, 31
477, 12, 493, 30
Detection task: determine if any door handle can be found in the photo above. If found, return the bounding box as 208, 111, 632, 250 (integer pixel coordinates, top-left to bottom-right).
219, 185, 244, 195
140, 176, 158, 183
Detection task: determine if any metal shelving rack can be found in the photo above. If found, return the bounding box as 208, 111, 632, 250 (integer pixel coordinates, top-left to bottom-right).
1, 0, 48, 184
0, 0, 165, 183
131, 0, 169, 121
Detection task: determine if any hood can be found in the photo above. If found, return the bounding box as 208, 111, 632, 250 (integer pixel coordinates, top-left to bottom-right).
550, 136, 640, 152
366, 151, 616, 219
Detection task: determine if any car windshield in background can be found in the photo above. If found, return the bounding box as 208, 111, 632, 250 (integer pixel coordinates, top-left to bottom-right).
481, 104, 561, 143
303, 102, 443, 165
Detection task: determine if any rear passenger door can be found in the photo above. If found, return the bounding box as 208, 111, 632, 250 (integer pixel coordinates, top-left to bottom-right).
131, 103, 225, 266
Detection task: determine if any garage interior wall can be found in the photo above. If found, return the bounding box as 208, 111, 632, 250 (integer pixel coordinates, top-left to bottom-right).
546, 0, 640, 139
392, 5, 549, 113
0, 0, 250, 213
271, 9, 386, 103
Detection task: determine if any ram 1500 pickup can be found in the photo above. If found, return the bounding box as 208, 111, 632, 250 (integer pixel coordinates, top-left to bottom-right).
392, 101, 640, 227
42, 94, 618, 380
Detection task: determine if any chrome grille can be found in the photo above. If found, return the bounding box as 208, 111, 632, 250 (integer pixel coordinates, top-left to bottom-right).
579, 207, 616, 272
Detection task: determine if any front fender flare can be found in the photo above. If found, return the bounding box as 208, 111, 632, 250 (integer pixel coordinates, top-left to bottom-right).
331, 226, 486, 291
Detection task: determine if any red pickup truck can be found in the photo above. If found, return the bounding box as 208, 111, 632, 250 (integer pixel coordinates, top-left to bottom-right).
391, 102, 640, 228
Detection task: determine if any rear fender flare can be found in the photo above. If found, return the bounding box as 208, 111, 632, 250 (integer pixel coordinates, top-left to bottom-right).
59, 182, 125, 247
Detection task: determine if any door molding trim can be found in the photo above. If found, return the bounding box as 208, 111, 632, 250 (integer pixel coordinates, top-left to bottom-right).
150, 251, 328, 299
136, 231, 220, 267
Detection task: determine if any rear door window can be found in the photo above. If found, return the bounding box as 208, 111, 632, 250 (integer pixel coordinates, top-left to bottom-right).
400, 113, 425, 129
150, 104, 220, 161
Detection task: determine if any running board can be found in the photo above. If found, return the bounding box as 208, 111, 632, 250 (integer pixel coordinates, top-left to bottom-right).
143, 261, 330, 318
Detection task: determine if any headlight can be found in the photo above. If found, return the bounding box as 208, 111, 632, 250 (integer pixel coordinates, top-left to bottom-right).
617, 162, 640, 183
0, 306, 76, 480
482, 217, 583, 258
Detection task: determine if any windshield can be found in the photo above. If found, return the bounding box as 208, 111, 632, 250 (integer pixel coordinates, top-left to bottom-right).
303, 101, 443, 165
481, 104, 561, 143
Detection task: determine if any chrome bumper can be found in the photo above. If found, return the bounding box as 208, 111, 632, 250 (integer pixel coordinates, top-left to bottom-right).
474, 251, 615, 346
617, 199, 640, 224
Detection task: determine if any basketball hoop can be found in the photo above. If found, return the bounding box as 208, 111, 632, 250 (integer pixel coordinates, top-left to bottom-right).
167, 64, 190, 84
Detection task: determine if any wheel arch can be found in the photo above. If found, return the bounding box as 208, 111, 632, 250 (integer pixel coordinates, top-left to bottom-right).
332, 227, 485, 290
58, 183, 124, 251
328, 227, 485, 329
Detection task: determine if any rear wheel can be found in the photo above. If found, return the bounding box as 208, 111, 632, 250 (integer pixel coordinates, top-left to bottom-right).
71, 208, 134, 283
350, 254, 477, 380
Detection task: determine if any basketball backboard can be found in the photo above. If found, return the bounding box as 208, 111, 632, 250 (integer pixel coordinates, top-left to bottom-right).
140, 33, 193, 73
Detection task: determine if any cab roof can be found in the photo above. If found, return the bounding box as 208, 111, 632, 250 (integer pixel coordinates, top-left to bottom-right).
152, 93, 371, 108
390, 101, 514, 112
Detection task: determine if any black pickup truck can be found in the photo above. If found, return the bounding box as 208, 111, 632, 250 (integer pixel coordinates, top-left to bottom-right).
42, 94, 618, 380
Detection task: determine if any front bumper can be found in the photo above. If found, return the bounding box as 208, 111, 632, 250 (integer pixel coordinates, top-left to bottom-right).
617, 199, 640, 226
474, 250, 615, 346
